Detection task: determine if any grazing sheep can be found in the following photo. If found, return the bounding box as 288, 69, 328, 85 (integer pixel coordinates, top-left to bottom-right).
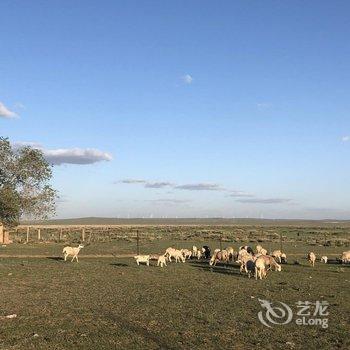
225, 246, 235, 260
255, 257, 267, 280
245, 260, 256, 278
202, 246, 211, 259
165, 247, 176, 261
271, 250, 286, 263
281, 253, 287, 264
237, 248, 251, 263
239, 245, 254, 255
157, 255, 167, 267
255, 255, 281, 280
260, 248, 268, 256
134, 255, 150, 266
256, 245, 267, 255
166, 249, 185, 263
197, 250, 202, 260
308, 252, 316, 267
63, 244, 84, 262
341, 251, 350, 264
174, 250, 185, 263
321, 256, 328, 264
209, 250, 229, 266
238, 253, 255, 274
181, 249, 192, 260
192, 245, 198, 257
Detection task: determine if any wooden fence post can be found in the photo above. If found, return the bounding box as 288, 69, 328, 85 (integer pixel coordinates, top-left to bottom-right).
26, 226, 30, 243
82, 228, 85, 242
59, 228, 62, 242
136, 230, 140, 255
37, 228, 41, 241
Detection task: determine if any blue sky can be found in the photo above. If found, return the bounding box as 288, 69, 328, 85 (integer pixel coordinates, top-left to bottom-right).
1, 1, 349, 219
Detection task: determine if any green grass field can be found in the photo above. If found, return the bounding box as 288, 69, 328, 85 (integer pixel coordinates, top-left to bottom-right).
0, 238, 349, 350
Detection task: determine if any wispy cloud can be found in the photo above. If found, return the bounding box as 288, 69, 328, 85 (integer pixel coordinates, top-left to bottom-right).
236, 198, 292, 204
118, 179, 172, 188
181, 74, 193, 84
174, 183, 224, 191
228, 190, 255, 198
0, 102, 17, 118
119, 179, 231, 192
118, 177, 264, 199
146, 198, 191, 204
341, 135, 349, 142
144, 182, 173, 189
13, 142, 112, 165
257, 102, 272, 110
119, 179, 147, 184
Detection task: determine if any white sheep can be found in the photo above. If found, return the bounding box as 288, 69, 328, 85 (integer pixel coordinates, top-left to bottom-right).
308, 252, 316, 267
341, 250, 350, 264
225, 246, 235, 261
134, 255, 150, 266
165, 248, 185, 263
157, 255, 167, 267
255, 255, 281, 280
181, 249, 192, 260
272, 250, 287, 263
63, 244, 84, 262
172, 250, 185, 263
321, 256, 328, 264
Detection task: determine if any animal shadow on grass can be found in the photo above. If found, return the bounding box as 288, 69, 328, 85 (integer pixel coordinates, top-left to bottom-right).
110, 263, 129, 267
189, 261, 244, 277
327, 258, 343, 265
46, 256, 64, 261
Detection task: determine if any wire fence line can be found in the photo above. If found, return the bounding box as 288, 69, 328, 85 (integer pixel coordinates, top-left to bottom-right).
4, 224, 349, 252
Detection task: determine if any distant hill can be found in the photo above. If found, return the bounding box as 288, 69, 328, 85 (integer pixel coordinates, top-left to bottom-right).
21, 217, 350, 227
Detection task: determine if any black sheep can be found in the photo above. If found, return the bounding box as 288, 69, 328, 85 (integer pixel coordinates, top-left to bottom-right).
202, 245, 211, 259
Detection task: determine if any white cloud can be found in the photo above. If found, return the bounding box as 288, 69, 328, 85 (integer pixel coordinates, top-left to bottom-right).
0, 102, 17, 118
119, 179, 147, 184
44, 148, 112, 165
341, 135, 349, 142
181, 74, 193, 84
118, 180, 172, 188
228, 191, 255, 198
257, 102, 272, 109
236, 198, 292, 204
174, 183, 224, 191
147, 198, 191, 204
144, 182, 173, 189
13, 142, 112, 165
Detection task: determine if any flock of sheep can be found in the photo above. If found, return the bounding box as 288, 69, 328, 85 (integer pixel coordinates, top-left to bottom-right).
62, 243, 350, 280
132, 245, 350, 280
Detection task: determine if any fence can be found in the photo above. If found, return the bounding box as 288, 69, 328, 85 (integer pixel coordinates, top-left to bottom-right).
6, 224, 349, 256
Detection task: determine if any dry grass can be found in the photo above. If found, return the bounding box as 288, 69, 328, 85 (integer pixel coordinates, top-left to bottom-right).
0, 237, 349, 349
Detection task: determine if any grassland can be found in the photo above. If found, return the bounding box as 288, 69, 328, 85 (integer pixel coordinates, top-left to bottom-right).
0, 224, 349, 350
